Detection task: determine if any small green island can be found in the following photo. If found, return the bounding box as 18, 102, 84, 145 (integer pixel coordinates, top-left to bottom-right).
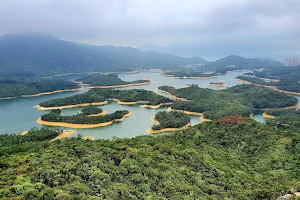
75, 73, 151, 88
38, 108, 130, 128
209, 82, 225, 87
0, 77, 80, 99
80, 106, 105, 116
162, 70, 218, 79
148, 111, 191, 133
37, 89, 173, 110
157, 84, 298, 120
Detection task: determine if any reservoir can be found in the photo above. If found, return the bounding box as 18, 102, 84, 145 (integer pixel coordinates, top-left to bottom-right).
0, 71, 298, 139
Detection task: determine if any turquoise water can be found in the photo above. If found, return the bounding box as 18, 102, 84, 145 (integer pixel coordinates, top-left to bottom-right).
0, 71, 294, 139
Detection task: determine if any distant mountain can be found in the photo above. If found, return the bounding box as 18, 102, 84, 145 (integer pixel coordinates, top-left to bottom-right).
0, 34, 207, 76
201, 55, 283, 72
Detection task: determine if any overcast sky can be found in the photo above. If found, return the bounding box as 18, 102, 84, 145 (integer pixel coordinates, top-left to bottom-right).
0, 0, 299, 61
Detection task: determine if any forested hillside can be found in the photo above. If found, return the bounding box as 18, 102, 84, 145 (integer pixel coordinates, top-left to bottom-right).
0, 120, 299, 199
0, 78, 79, 99
0, 34, 207, 76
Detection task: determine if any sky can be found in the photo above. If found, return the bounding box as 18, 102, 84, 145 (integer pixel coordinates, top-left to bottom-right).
0, 0, 299, 61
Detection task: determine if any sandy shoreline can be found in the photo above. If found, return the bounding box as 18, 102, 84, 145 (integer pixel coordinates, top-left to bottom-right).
167, 107, 211, 122
35, 101, 109, 110
140, 102, 173, 109
37, 112, 132, 129
87, 110, 107, 116
156, 88, 189, 101
147, 122, 192, 134
209, 83, 226, 87
51, 130, 77, 141
262, 113, 276, 119
0, 88, 82, 100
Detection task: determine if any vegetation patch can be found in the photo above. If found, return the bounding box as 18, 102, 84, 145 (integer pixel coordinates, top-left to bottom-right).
149, 111, 191, 133
38, 89, 173, 109
0, 120, 299, 199
75, 73, 150, 88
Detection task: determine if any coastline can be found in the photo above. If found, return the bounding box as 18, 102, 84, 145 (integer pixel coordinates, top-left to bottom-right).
167, 107, 211, 122
147, 122, 192, 134
51, 130, 77, 142
260, 102, 299, 111
35, 100, 108, 110
37, 112, 132, 129
209, 83, 226, 87
262, 113, 276, 119
0, 88, 82, 100
235, 78, 300, 96
156, 88, 189, 101
87, 110, 107, 116
77, 81, 151, 89
140, 102, 173, 109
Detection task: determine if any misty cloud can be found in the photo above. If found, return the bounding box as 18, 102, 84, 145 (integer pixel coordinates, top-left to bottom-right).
0, 0, 299, 60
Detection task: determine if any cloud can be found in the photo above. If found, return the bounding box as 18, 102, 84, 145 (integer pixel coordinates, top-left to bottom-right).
0, 0, 299, 60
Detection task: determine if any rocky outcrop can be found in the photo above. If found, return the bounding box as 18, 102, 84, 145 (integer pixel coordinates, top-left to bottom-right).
277, 183, 300, 200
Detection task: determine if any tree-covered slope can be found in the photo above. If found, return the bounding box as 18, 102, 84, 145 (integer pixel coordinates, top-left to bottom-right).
0, 34, 207, 76
201, 55, 282, 72
0, 120, 299, 199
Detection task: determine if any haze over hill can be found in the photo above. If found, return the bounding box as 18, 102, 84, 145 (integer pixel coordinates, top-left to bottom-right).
0, 34, 207, 76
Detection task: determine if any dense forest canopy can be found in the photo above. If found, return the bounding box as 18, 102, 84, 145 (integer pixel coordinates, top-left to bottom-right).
41, 109, 129, 125
265, 109, 300, 131
80, 106, 103, 115
238, 66, 300, 93
158, 84, 297, 119
0, 78, 79, 99
151, 111, 191, 130
39, 89, 173, 108
0, 34, 207, 76
76, 73, 150, 87
0, 120, 299, 199
200, 55, 283, 72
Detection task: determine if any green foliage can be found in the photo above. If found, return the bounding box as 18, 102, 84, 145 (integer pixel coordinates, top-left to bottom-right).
0, 121, 299, 199
80, 106, 103, 115
0, 78, 79, 98
76, 73, 150, 86
39, 89, 173, 107
152, 111, 191, 130
159, 85, 254, 120
225, 84, 298, 109
265, 109, 300, 131
41, 109, 129, 124
237, 75, 300, 93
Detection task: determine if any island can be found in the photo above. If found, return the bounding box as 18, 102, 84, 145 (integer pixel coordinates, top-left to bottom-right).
37, 89, 173, 110
0, 78, 81, 99
80, 106, 106, 116
38, 108, 131, 128
157, 84, 298, 120
161, 70, 218, 79
209, 82, 226, 87
147, 111, 191, 134
75, 73, 151, 88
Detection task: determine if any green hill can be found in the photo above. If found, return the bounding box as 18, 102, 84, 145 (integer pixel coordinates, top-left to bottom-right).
0, 120, 299, 199
0, 34, 207, 76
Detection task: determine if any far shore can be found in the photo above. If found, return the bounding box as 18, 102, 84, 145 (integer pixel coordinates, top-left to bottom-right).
76, 81, 151, 89
160, 74, 217, 80
147, 122, 191, 134
37, 112, 132, 129
0, 88, 82, 100
209, 83, 226, 87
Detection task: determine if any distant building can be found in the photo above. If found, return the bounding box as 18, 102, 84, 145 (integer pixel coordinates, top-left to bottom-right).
284, 58, 300, 66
